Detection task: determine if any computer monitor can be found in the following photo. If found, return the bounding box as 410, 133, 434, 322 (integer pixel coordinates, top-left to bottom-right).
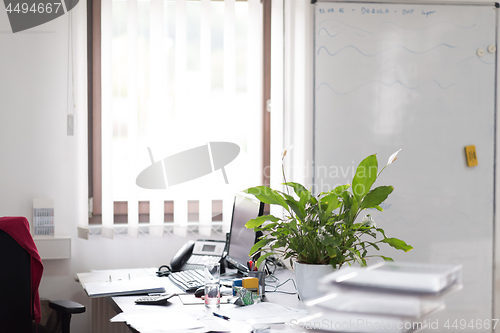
225, 193, 264, 274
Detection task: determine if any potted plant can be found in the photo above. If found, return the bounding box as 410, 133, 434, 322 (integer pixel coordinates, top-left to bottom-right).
244, 151, 412, 299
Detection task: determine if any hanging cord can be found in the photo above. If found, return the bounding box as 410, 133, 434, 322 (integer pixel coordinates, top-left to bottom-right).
67, 9, 76, 133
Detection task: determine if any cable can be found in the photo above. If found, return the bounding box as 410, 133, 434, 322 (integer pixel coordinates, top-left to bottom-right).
262, 255, 285, 277
156, 265, 172, 277
264, 276, 298, 295
67, 8, 76, 133
262, 256, 298, 295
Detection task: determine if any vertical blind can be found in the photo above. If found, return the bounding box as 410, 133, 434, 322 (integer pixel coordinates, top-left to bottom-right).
90, 0, 263, 239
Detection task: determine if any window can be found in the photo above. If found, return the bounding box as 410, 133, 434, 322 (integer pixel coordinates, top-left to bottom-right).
85, 0, 270, 239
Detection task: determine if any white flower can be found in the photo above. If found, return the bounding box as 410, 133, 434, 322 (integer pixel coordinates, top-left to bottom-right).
387, 149, 402, 166
281, 145, 294, 162
317, 226, 327, 241
362, 214, 376, 228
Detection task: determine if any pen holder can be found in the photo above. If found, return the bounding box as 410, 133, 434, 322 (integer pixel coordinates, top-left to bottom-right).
248, 271, 265, 297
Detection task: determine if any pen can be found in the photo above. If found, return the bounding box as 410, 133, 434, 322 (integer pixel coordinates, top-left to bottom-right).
213, 312, 230, 321
247, 260, 253, 271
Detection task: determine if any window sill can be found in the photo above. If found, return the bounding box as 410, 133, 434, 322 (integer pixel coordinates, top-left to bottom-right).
77, 222, 225, 240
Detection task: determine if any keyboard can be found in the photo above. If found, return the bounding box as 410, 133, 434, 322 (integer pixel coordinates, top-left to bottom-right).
168, 269, 205, 292
181, 255, 222, 271
186, 254, 221, 265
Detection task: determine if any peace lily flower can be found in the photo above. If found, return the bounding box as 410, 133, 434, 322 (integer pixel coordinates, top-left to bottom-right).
362, 214, 376, 228
281, 145, 294, 163
378, 149, 402, 176
387, 149, 402, 165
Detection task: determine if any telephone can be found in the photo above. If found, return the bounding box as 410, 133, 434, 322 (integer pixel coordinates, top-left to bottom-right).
157, 239, 226, 277
170, 240, 195, 271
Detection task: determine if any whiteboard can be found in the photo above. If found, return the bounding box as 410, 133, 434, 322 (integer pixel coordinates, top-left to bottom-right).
313, 2, 496, 329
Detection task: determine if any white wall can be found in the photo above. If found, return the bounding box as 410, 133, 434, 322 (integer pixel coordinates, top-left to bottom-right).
0, 4, 219, 333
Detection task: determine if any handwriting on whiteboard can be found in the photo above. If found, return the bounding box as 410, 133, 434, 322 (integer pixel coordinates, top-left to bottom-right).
318, 7, 436, 17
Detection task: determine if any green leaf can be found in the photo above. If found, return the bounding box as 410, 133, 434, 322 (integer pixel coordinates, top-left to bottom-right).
333, 184, 350, 196
360, 186, 394, 210
249, 238, 274, 256
321, 193, 341, 216
381, 238, 413, 252
284, 182, 308, 197
244, 186, 290, 211
368, 255, 394, 262
327, 246, 337, 258
320, 237, 341, 248
329, 258, 338, 268
271, 240, 286, 250
245, 215, 280, 229
340, 191, 352, 215
374, 205, 383, 212
376, 227, 387, 238
352, 155, 378, 203
260, 222, 278, 231
348, 195, 359, 222
346, 247, 361, 263
282, 194, 306, 222
255, 252, 274, 269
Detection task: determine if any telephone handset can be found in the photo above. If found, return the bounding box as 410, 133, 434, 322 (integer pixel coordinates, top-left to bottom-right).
170, 240, 195, 272
157, 239, 225, 277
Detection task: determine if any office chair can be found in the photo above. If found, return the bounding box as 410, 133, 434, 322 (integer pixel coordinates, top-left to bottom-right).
0, 217, 85, 333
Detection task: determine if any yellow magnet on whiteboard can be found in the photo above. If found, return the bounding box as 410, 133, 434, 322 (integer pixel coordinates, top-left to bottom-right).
465, 145, 478, 167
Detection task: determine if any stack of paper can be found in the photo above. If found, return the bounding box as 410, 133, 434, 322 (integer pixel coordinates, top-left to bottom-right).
299, 262, 462, 333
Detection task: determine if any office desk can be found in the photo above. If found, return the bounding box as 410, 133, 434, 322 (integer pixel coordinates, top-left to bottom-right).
77, 269, 312, 333
106, 268, 309, 333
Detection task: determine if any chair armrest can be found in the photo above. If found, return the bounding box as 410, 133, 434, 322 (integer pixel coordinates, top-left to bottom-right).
49, 300, 86, 314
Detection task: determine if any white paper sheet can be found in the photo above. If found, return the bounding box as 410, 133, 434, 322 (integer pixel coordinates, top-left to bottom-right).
215, 302, 308, 323
112, 309, 205, 332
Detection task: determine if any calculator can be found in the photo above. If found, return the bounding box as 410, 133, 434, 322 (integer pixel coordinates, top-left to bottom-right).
134, 293, 175, 305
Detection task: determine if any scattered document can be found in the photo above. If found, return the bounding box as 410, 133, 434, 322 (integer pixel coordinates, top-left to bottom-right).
216, 302, 308, 323
112, 309, 205, 332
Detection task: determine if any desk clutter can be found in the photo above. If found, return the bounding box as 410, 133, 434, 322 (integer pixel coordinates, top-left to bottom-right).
299, 262, 462, 333
77, 262, 462, 333
111, 295, 307, 333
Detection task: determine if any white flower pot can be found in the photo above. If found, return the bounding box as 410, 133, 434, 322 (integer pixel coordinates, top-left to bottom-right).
294, 262, 336, 300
